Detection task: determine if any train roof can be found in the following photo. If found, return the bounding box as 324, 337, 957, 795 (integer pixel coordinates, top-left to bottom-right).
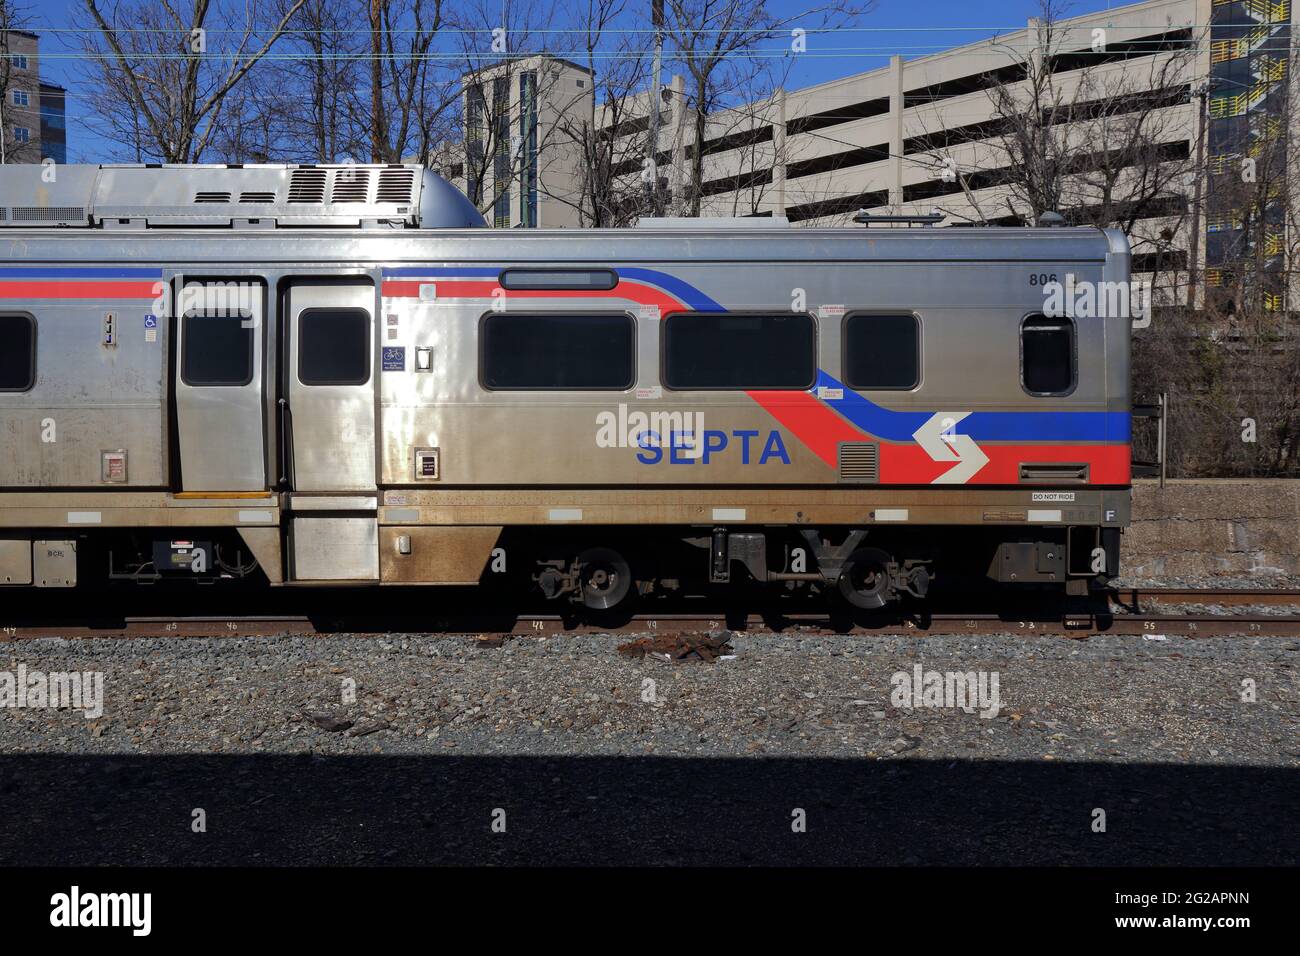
0, 163, 1126, 266
0, 163, 486, 230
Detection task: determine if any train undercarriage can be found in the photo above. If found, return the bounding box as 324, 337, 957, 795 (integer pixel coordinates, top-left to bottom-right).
2, 523, 1120, 615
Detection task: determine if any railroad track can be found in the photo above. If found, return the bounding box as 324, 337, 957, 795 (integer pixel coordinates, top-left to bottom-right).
1110, 587, 1300, 608
4, 586, 1300, 640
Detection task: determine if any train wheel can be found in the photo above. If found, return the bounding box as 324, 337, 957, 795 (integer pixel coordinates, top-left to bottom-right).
838, 547, 894, 609
576, 547, 632, 610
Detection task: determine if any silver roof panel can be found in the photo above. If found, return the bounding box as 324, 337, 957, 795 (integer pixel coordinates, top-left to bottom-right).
0, 163, 486, 230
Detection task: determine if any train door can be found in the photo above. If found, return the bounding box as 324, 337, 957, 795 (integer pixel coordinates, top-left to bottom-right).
282, 279, 378, 581
174, 277, 268, 491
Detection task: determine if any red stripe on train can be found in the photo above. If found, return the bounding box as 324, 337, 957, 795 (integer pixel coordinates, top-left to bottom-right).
880, 443, 1131, 485
751, 390, 1129, 483
0, 281, 161, 300
381, 279, 682, 316
748, 389, 865, 467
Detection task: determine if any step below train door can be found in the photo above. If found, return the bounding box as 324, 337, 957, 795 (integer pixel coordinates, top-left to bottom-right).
283, 279, 379, 583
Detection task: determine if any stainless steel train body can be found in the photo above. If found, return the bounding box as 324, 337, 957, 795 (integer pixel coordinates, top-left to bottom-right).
0, 164, 1132, 608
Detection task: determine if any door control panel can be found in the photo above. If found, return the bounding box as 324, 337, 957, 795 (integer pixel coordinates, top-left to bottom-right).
101, 449, 128, 483
413, 447, 440, 480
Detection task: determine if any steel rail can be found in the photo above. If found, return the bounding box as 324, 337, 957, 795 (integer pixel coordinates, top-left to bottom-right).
4, 607, 1300, 640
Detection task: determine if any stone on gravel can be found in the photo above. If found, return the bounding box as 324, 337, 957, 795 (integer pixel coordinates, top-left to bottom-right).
305, 711, 354, 733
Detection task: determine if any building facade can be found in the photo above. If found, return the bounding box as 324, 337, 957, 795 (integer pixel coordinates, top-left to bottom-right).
448, 55, 595, 228
1203, 0, 1291, 307
452, 2, 1300, 306
38, 82, 66, 165
2, 29, 67, 165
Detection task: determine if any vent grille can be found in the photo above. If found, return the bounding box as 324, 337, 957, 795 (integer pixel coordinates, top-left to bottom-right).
377, 167, 416, 203
1019, 462, 1089, 483
838, 442, 879, 482
239, 191, 276, 203
287, 168, 328, 203
330, 169, 371, 203
194, 191, 231, 203
11, 206, 86, 222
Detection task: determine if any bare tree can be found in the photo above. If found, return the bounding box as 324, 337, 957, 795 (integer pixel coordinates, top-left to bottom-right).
660, 0, 870, 216
702, 65, 799, 218
542, 0, 656, 226
975, 0, 1198, 235
254, 0, 364, 163
77, 0, 309, 163
207, 63, 282, 162
1131, 30, 1300, 479
363, 0, 458, 163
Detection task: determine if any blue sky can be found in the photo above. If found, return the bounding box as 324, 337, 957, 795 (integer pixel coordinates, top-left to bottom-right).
32, 0, 1131, 162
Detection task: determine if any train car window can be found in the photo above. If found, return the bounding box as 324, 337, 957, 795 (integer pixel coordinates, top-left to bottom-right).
1020, 314, 1075, 395
843, 313, 919, 389
481, 313, 634, 390
181, 313, 254, 386
663, 313, 816, 390
299, 309, 371, 386
499, 269, 618, 291
0, 313, 35, 391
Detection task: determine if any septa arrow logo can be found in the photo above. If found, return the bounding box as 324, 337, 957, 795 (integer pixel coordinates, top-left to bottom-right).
912, 412, 989, 484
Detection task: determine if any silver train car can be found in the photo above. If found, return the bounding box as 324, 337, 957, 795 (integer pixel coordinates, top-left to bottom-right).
0, 163, 1131, 610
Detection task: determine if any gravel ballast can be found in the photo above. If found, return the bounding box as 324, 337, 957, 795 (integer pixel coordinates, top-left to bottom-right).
0, 630, 1295, 865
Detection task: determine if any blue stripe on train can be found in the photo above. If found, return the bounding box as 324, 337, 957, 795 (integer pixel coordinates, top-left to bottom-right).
814, 371, 1131, 443
0, 267, 164, 278
615, 268, 724, 311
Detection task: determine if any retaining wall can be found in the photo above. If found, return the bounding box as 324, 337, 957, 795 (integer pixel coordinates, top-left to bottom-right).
1126, 479, 1300, 579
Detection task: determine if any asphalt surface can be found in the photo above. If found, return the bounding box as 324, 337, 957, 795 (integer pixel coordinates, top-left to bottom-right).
1, 630, 1296, 865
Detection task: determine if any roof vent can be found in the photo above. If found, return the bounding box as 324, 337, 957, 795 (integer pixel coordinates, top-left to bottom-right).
377, 167, 416, 203
239, 191, 276, 203
11, 205, 86, 223
331, 169, 371, 203
1037, 211, 1066, 227
194, 191, 231, 203
287, 168, 327, 203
